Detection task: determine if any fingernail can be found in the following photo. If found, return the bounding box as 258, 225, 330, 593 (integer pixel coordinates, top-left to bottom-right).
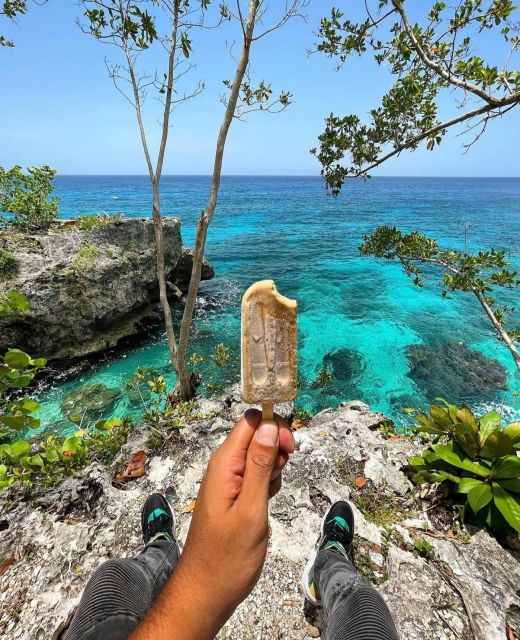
256, 421, 278, 447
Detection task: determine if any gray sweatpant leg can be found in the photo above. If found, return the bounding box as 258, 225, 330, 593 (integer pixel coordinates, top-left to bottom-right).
64, 540, 179, 640
314, 549, 399, 640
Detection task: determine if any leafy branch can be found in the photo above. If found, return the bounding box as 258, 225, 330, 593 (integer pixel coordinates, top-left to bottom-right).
313, 1, 520, 194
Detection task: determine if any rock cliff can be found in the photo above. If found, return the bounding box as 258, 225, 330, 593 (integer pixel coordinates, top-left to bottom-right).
0, 390, 518, 639
0, 218, 214, 361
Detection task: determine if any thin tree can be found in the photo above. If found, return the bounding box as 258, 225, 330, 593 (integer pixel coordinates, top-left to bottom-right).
312, 0, 520, 194
360, 226, 520, 371
82, 0, 307, 400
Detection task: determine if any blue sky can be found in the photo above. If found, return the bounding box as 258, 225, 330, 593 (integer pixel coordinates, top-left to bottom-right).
1, 1, 519, 176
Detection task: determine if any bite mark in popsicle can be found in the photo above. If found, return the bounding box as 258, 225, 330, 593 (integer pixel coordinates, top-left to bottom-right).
241, 280, 297, 421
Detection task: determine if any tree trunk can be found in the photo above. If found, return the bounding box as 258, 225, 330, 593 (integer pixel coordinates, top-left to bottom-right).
473, 288, 520, 372
152, 182, 179, 374
174, 2, 258, 400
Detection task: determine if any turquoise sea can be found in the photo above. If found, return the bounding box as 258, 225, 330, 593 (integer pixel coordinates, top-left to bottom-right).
35, 176, 520, 432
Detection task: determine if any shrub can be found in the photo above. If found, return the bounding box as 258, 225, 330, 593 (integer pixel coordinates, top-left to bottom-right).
70, 244, 100, 272
0, 290, 28, 316
0, 165, 58, 229
293, 408, 313, 424
0, 417, 136, 490
407, 399, 520, 536
0, 248, 18, 280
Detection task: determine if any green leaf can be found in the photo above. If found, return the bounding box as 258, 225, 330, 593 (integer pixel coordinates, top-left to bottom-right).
456, 405, 477, 429
432, 443, 489, 477
467, 482, 492, 513
458, 477, 484, 494
478, 410, 501, 445
503, 422, 520, 444
430, 402, 453, 430
408, 456, 426, 467
11, 440, 31, 459
28, 454, 44, 467
0, 414, 26, 429
492, 484, 520, 533
0, 464, 7, 479
493, 455, 520, 479
61, 436, 81, 454
434, 398, 458, 423
42, 447, 59, 463
3, 348, 31, 369
480, 431, 514, 458
454, 422, 478, 457
22, 399, 40, 413
496, 479, 520, 494
29, 357, 46, 367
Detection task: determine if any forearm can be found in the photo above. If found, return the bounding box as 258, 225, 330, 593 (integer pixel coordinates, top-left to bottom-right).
129, 554, 231, 640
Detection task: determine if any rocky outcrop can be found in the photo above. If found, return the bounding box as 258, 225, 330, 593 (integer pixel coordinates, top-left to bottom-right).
1, 391, 519, 639
0, 218, 214, 361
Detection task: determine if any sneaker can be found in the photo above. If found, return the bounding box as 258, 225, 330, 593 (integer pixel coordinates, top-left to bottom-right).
141, 492, 175, 544
301, 501, 354, 604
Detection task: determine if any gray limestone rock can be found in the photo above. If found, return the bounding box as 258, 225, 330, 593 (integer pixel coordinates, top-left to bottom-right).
1, 394, 519, 639
0, 218, 214, 361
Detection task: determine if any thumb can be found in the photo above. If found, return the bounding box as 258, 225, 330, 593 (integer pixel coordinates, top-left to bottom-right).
239, 420, 279, 506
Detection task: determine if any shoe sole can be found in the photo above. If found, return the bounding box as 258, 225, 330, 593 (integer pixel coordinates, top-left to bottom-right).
301, 503, 355, 606
301, 509, 327, 605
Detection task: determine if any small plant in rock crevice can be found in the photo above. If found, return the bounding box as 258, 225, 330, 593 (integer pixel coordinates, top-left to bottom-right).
407, 398, 520, 537
313, 367, 333, 388
0, 248, 18, 280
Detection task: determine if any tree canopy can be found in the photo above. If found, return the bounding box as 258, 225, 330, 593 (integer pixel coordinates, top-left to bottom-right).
313, 1, 520, 194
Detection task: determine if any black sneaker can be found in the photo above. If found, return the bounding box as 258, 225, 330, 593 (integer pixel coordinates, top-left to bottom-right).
301, 501, 354, 604
141, 493, 175, 544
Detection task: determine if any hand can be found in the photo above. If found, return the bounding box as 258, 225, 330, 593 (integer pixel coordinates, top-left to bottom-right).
130, 409, 295, 640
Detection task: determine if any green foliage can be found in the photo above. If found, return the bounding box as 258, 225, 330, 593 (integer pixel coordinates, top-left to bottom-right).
412, 536, 434, 559
293, 407, 313, 424
313, 2, 520, 194
0, 292, 136, 491
187, 352, 204, 372
0, 417, 136, 489
211, 342, 231, 368
313, 367, 333, 388
0, 165, 58, 228
69, 244, 101, 272
0, 290, 29, 318
0, 248, 17, 280
407, 399, 520, 535
1, 0, 46, 48
360, 226, 520, 359
0, 346, 46, 441
57, 213, 122, 232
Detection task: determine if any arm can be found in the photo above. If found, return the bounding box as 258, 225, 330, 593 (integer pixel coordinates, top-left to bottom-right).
129, 409, 295, 640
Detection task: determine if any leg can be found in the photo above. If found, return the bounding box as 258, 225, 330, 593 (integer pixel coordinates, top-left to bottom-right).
64, 539, 179, 640
315, 549, 398, 640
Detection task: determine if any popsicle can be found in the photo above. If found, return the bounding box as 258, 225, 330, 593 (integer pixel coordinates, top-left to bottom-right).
241, 280, 297, 421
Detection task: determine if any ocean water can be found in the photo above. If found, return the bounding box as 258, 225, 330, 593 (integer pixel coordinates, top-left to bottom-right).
34, 176, 520, 433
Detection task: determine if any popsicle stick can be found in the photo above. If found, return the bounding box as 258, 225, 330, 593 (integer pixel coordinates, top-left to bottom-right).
262, 402, 274, 422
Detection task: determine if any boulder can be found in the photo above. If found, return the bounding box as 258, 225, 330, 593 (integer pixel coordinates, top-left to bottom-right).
0, 218, 214, 361
61, 383, 121, 420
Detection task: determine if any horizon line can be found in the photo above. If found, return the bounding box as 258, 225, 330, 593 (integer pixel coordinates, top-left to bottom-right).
55, 174, 520, 179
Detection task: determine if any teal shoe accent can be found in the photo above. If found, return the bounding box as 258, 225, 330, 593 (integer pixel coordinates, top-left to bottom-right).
147, 507, 169, 525
326, 515, 350, 532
